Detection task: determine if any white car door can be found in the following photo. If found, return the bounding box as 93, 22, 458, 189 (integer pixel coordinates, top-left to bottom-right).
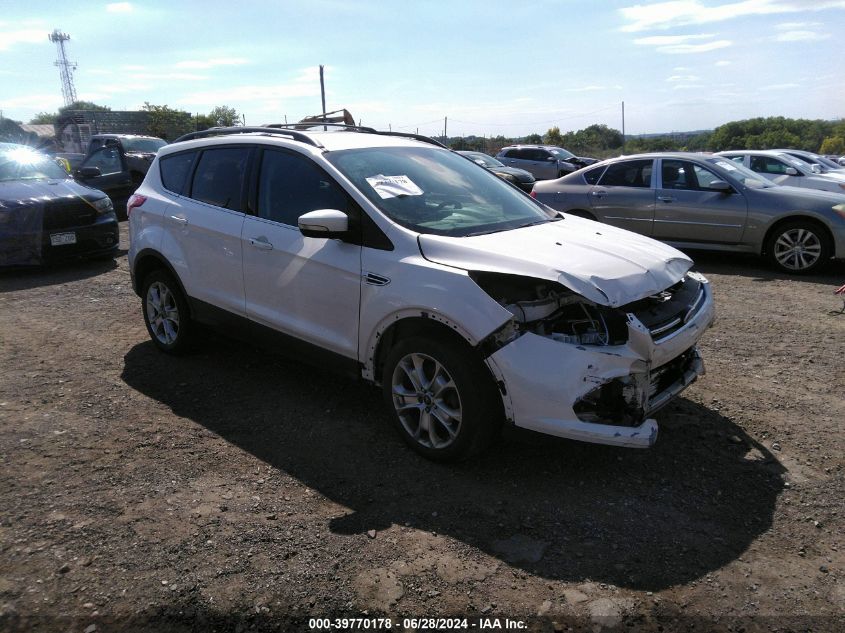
162, 146, 248, 316
241, 148, 362, 360
748, 155, 802, 187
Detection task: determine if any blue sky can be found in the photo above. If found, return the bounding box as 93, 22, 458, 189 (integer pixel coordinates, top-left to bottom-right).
1, 0, 843, 137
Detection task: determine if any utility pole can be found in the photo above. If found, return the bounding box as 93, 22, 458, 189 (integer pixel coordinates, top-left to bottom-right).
49, 30, 78, 107
621, 101, 626, 154
444, 116, 447, 143
319, 64, 327, 131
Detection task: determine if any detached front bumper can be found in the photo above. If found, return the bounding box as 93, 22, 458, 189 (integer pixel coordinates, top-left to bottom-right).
486, 279, 714, 448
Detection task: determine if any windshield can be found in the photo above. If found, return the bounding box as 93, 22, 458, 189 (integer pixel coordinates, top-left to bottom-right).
549, 147, 575, 159
327, 146, 556, 237
462, 152, 505, 168
706, 157, 774, 189
0, 147, 69, 182
122, 138, 167, 153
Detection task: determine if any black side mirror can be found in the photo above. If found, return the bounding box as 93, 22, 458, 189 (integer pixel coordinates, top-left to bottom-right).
77, 166, 102, 179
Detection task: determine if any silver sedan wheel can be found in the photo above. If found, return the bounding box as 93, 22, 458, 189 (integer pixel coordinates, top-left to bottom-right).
391, 353, 463, 449
145, 281, 180, 346
773, 228, 822, 271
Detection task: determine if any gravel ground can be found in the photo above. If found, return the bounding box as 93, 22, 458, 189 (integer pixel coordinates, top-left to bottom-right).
1, 223, 843, 632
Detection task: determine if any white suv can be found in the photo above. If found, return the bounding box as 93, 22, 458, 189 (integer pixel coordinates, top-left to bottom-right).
128, 126, 715, 461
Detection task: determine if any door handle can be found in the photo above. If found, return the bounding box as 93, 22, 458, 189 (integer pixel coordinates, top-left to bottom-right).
657, 196, 674, 203
169, 215, 188, 225
249, 237, 273, 251
590, 190, 607, 197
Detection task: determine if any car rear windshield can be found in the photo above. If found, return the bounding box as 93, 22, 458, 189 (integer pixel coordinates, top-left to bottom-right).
122, 138, 167, 153
326, 146, 555, 237
0, 147, 69, 182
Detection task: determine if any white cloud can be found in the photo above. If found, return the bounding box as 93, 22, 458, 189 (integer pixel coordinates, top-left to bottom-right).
634, 33, 732, 53
774, 29, 830, 41
0, 27, 47, 51
715, 60, 733, 66
775, 21, 823, 29
175, 58, 249, 70
667, 74, 701, 82
619, 0, 845, 32
567, 85, 606, 92
761, 82, 800, 90
0, 93, 61, 110
106, 2, 133, 13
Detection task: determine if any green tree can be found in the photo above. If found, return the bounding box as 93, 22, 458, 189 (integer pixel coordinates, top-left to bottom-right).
820, 136, 845, 155
523, 133, 542, 144
209, 105, 240, 127
58, 101, 111, 116
543, 126, 563, 146
29, 112, 58, 124
142, 102, 192, 140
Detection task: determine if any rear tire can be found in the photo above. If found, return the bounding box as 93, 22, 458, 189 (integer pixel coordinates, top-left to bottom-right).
765, 221, 831, 274
382, 336, 502, 461
141, 269, 194, 354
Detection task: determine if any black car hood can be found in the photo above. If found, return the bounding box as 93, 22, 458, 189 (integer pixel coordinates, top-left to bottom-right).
0, 178, 102, 206
489, 166, 535, 182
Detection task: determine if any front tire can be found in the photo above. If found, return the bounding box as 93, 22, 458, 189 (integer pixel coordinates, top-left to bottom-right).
382, 337, 501, 461
766, 221, 831, 274
141, 269, 194, 354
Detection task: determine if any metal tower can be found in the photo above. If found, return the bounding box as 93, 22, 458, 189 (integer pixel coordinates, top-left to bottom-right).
48, 29, 78, 106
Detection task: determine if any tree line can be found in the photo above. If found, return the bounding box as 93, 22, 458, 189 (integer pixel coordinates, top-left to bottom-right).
22, 106, 845, 156
449, 117, 845, 157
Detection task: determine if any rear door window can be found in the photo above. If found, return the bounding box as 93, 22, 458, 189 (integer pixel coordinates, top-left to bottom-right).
583, 165, 606, 184
598, 160, 653, 188
189, 147, 251, 211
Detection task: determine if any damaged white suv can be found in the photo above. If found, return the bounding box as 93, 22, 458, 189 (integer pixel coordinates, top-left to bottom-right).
128, 126, 715, 461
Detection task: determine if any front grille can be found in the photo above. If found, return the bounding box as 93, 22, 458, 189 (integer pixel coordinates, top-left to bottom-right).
628, 276, 704, 341
42, 199, 97, 231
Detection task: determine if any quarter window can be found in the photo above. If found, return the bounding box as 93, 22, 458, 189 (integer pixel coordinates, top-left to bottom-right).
190, 147, 251, 211
256, 150, 348, 226
598, 160, 653, 188
583, 165, 606, 185
159, 151, 197, 195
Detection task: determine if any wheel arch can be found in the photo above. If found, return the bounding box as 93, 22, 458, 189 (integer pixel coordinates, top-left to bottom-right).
761, 214, 834, 256
132, 248, 190, 312
366, 313, 487, 386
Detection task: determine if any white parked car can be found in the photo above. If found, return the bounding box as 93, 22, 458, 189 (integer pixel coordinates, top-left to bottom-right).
128, 126, 714, 461
716, 150, 845, 194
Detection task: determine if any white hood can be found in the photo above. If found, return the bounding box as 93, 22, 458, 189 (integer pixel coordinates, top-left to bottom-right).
418, 216, 692, 307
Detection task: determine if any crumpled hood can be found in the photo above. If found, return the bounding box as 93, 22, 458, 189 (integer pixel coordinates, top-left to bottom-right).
418, 216, 693, 307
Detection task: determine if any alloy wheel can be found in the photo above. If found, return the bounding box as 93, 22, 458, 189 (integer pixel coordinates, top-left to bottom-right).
145, 281, 180, 345
773, 228, 822, 271
391, 353, 463, 449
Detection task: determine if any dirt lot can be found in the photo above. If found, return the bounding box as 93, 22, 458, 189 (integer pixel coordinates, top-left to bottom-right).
1, 223, 844, 632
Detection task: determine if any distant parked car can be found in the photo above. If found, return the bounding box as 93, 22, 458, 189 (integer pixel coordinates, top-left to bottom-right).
457, 151, 536, 192
496, 145, 598, 180
0, 144, 118, 266
775, 149, 845, 174
531, 152, 845, 274
716, 150, 845, 194
69, 134, 167, 216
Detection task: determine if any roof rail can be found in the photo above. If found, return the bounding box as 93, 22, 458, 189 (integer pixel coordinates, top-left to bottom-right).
264, 123, 448, 149
264, 122, 377, 133
172, 126, 324, 148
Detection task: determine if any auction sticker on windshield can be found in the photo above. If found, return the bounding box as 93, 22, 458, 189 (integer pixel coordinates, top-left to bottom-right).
50, 232, 77, 246
365, 174, 423, 199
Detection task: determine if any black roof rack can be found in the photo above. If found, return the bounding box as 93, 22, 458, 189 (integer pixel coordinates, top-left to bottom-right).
264, 124, 449, 149
172, 127, 324, 147
172, 124, 449, 150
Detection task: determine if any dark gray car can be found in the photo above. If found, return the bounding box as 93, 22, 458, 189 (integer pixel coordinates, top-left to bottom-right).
531, 152, 845, 273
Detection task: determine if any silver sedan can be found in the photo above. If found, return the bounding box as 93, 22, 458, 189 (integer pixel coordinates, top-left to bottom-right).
531, 152, 845, 273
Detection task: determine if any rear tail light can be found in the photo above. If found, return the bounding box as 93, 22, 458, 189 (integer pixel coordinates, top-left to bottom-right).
126, 194, 147, 217
530, 190, 536, 198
